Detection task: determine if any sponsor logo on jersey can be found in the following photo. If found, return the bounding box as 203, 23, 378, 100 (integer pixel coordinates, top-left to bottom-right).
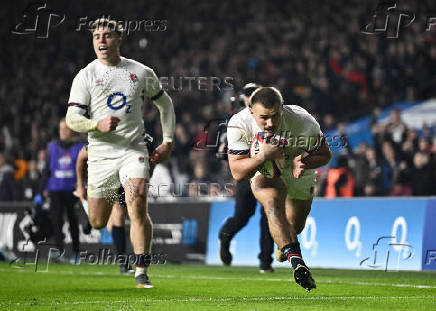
138, 156, 145, 163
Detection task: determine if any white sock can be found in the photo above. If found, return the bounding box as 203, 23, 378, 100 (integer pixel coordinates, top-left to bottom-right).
135, 266, 147, 277
81, 199, 88, 216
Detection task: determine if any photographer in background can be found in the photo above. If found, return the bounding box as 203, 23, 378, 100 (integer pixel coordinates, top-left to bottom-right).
217, 83, 275, 273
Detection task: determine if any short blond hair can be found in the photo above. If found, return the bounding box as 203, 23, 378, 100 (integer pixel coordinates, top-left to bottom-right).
91, 17, 124, 38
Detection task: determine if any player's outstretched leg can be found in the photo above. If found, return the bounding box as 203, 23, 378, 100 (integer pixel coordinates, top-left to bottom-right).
124, 178, 153, 288
281, 242, 316, 292
251, 175, 315, 291
283, 198, 316, 291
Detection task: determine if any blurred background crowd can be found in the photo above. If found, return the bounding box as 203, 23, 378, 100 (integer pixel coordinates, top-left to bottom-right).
1, 0, 435, 201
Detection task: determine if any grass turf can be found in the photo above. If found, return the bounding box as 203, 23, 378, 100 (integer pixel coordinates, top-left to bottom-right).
0, 262, 435, 310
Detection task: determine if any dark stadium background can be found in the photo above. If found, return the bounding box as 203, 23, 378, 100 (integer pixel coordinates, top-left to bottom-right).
1, 0, 435, 201
0, 0, 435, 260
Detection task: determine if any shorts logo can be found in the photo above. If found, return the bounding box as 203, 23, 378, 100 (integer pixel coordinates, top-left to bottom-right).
138, 157, 145, 163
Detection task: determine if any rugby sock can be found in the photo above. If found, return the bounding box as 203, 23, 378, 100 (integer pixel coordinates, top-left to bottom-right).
281, 242, 306, 269
81, 199, 89, 215
135, 266, 145, 277
111, 226, 126, 255
135, 254, 152, 277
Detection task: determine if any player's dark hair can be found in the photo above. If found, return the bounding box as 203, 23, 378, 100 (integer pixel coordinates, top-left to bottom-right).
249, 87, 283, 108
91, 17, 124, 38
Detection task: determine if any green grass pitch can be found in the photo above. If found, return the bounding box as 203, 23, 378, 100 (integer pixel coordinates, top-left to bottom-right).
0, 262, 435, 310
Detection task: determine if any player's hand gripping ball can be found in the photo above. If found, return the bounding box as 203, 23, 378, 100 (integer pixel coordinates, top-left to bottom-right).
249, 133, 287, 178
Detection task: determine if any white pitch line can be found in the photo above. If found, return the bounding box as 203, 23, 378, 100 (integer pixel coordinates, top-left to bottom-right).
2, 296, 435, 307
150, 274, 436, 289
1, 267, 435, 289
319, 279, 436, 289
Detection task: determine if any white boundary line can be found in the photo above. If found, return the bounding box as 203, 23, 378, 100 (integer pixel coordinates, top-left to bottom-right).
2, 296, 435, 307
150, 274, 436, 289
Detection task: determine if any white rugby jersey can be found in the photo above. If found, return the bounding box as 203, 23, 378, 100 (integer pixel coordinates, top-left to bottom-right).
68, 57, 162, 157
227, 105, 323, 172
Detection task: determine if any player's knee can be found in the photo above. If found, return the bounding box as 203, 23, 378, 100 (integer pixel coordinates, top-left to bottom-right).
129, 209, 150, 224
89, 216, 107, 229
264, 197, 282, 211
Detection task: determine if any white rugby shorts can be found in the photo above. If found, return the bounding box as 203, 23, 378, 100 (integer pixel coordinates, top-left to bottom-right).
87, 148, 149, 199
252, 169, 316, 200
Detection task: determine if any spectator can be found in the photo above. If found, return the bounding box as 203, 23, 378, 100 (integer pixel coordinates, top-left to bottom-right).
363, 182, 377, 197
387, 109, 408, 146
410, 152, 434, 196
350, 142, 369, 196
364, 147, 383, 196
20, 159, 42, 201
380, 141, 399, 195
188, 163, 210, 197
325, 155, 355, 198
0, 152, 17, 201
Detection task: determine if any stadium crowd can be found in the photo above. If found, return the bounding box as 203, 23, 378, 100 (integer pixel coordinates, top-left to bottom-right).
1, 0, 435, 200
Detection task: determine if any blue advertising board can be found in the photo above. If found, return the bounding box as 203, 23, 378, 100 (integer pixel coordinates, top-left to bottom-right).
206, 198, 436, 271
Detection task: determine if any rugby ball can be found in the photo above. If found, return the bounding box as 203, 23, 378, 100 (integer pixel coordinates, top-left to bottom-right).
249, 133, 287, 178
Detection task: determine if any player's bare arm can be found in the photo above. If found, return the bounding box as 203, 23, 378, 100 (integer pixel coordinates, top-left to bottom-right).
293, 140, 332, 179
73, 146, 88, 200
228, 142, 284, 181
149, 89, 176, 166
